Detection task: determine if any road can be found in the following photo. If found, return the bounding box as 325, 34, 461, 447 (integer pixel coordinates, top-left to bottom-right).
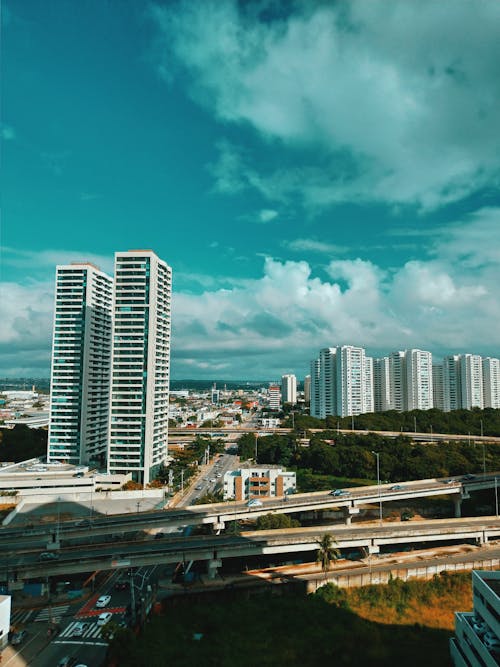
177, 451, 238, 507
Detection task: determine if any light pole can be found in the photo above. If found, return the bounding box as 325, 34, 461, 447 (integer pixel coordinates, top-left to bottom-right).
482, 443, 486, 476
180, 469, 184, 494
495, 477, 499, 518
254, 433, 258, 462
430, 424, 433, 442
351, 415, 354, 431
414, 416, 417, 434
481, 419, 484, 438
371, 451, 382, 526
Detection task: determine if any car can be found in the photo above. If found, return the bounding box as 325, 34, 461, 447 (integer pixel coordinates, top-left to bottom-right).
11, 630, 27, 645
96, 595, 111, 608
462, 474, 476, 481
76, 519, 91, 527
442, 479, 455, 484
330, 489, 350, 497
195, 485, 202, 490
71, 622, 85, 637
39, 551, 59, 561
390, 485, 405, 491
216, 473, 222, 478
97, 611, 113, 626
247, 499, 263, 507
209, 478, 216, 483
57, 656, 73, 667
114, 579, 129, 589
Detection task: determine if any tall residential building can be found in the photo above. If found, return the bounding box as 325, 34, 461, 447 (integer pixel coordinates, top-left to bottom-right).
460, 354, 484, 409
281, 374, 297, 404
310, 345, 373, 418
373, 357, 391, 412
303, 374, 311, 403
268, 385, 281, 410
108, 250, 172, 485
443, 355, 461, 412
483, 357, 500, 408
432, 364, 444, 411
405, 349, 433, 410
48, 263, 113, 465
389, 351, 406, 411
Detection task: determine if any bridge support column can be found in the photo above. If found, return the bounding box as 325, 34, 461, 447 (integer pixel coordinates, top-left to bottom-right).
213, 520, 225, 535
368, 545, 380, 555
342, 506, 360, 525
453, 497, 462, 518
207, 558, 222, 579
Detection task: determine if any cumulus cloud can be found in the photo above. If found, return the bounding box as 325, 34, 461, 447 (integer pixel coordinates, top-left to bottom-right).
285, 238, 346, 255
151, 0, 500, 210
1, 247, 114, 275
1, 124, 15, 141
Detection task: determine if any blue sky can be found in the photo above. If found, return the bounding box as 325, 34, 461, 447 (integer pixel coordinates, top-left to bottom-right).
2, 0, 500, 380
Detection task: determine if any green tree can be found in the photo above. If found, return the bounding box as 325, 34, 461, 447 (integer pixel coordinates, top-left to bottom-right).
316, 534, 340, 580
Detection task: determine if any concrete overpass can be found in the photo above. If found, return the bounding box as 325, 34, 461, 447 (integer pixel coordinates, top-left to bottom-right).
3, 516, 500, 581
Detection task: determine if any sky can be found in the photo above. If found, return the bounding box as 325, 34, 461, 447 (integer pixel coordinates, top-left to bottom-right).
1, 0, 500, 381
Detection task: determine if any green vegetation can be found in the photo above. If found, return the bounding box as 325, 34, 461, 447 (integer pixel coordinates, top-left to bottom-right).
255, 513, 300, 530
156, 435, 225, 490
193, 490, 224, 505
316, 534, 340, 579
106, 586, 454, 667
0, 425, 47, 462
237, 429, 500, 491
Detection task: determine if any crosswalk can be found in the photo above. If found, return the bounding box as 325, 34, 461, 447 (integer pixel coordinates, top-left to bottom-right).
34, 604, 71, 622
10, 608, 34, 626
57, 620, 106, 641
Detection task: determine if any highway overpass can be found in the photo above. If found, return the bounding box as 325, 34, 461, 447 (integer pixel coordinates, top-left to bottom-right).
2, 516, 500, 580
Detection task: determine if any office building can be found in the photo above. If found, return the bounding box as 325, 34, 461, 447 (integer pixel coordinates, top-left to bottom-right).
48, 263, 113, 466
451, 570, 500, 666
281, 374, 297, 405
108, 250, 172, 485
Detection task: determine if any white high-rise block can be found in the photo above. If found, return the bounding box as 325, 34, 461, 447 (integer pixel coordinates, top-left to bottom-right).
48, 263, 113, 465
483, 357, 500, 408
108, 250, 172, 485
443, 355, 461, 412
405, 349, 433, 411
373, 357, 391, 412
281, 374, 297, 404
460, 354, 483, 409
432, 364, 444, 411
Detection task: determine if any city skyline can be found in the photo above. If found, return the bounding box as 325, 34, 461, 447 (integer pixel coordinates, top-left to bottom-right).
2, 1, 500, 379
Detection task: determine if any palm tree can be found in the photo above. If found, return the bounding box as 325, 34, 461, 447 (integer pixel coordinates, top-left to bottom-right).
316, 533, 340, 580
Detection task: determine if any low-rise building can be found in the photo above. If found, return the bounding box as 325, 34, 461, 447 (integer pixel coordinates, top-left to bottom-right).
223, 464, 296, 501
0, 595, 11, 649
451, 570, 500, 666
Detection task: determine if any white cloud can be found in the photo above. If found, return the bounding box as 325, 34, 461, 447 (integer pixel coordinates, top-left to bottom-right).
1, 247, 114, 275
258, 209, 278, 223
151, 0, 500, 210
285, 238, 346, 255
1, 125, 15, 141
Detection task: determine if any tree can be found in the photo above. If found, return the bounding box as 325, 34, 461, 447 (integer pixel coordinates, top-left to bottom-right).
316, 534, 340, 580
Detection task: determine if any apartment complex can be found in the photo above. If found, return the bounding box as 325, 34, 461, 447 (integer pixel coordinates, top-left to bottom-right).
223, 464, 297, 500
281, 374, 297, 404
108, 250, 172, 484
268, 385, 281, 410
48, 263, 113, 466
440, 354, 500, 412
48, 250, 172, 484
451, 570, 500, 666
310, 346, 374, 418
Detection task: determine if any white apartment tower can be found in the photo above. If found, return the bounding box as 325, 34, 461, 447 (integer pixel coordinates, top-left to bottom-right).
303, 374, 311, 404
268, 385, 281, 410
373, 357, 391, 412
483, 357, 500, 408
281, 374, 297, 405
389, 351, 406, 411
443, 355, 461, 412
405, 349, 433, 410
48, 263, 113, 465
309, 360, 321, 417
432, 364, 445, 411
460, 354, 484, 409
108, 250, 172, 484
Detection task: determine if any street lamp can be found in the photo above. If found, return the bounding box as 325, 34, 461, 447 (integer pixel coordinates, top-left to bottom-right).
482, 443, 486, 476
495, 477, 499, 518
371, 451, 382, 526
254, 433, 258, 462
414, 416, 417, 434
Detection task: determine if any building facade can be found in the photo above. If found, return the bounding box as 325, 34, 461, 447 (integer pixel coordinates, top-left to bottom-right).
223, 465, 296, 500
268, 385, 281, 411
48, 263, 113, 466
405, 349, 433, 410
281, 374, 297, 405
483, 358, 500, 409
108, 250, 172, 484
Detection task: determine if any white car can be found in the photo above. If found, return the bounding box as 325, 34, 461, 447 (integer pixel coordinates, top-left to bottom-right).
97, 611, 113, 626
72, 622, 85, 637
247, 499, 263, 507
96, 595, 111, 608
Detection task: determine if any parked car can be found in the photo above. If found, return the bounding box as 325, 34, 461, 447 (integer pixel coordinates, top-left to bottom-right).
247, 499, 263, 507
39, 551, 59, 561
57, 656, 73, 667
96, 595, 111, 608
11, 630, 27, 645
97, 612, 113, 626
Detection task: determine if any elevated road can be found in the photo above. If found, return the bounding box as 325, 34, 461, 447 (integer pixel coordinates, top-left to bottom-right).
3, 516, 500, 580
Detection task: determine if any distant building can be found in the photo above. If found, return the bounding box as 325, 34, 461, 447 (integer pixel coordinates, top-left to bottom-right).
432, 364, 444, 411
303, 375, 311, 403
48, 262, 113, 466
373, 357, 391, 412
281, 374, 297, 405
483, 357, 500, 408
451, 570, 500, 666
223, 464, 296, 500
268, 385, 281, 411
0, 595, 11, 649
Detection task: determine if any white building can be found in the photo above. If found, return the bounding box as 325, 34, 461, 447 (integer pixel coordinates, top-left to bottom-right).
223, 465, 296, 500
388, 351, 406, 412
460, 354, 484, 410
451, 570, 500, 666
48, 263, 113, 466
268, 385, 281, 411
108, 250, 172, 485
303, 375, 311, 403
443, 355, 461, 412
482, 357, 500, 409
281, 374, 297, 405
373, 357, 391, 412
405, 349, 433, 411
0, 595, 11, 650
432, 364, 445, 411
